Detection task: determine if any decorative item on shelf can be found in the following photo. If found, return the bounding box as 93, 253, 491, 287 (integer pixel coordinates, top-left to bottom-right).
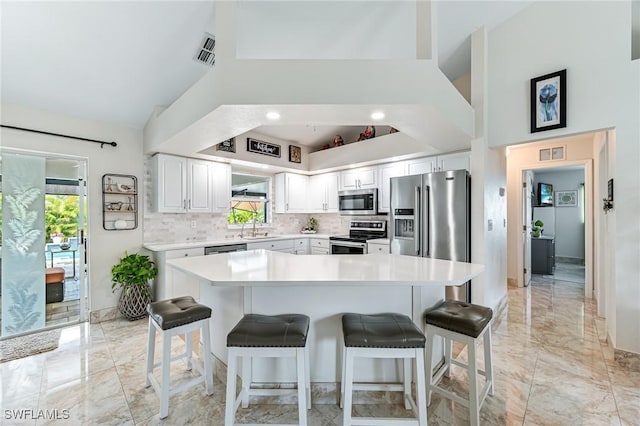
111, 252, 158, 321
117, 183, 133, 192
114, 220, 128, 230
216, 137, 236, 153
289, 145, 302, 163
105, 176, 117, 192
532, 220, 544, 238
357, 133, 366, 141
105, 201, 123, 211
333, 135, 344, 147
530, 69, 567, 133
389, 127, 399, 134
301, 216, 318, 234
362, 125, 376, 139
127, 196, 134, 211
321, 144, 331, 150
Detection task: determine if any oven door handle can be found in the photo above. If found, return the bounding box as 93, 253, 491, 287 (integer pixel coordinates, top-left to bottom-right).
329, 241, 367, 249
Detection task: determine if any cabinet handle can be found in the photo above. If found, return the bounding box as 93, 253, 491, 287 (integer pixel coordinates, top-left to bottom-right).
188, 199, 191, 209
286, 203, 289, 211
184, 199, 187, 209
184, 253, 189, 257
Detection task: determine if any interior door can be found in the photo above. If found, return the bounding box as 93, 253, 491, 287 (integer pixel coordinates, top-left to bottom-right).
523, 171, 533, 286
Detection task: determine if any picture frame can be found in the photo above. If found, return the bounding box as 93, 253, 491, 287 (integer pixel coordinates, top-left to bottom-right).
216, 137, 236, 153
556, 190, 577, 207
530, 69, 566, 133
289, 145, 301, 164
247, 138, 281, 157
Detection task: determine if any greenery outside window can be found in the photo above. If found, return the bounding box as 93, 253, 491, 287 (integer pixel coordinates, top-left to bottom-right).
227, 174, 270, 227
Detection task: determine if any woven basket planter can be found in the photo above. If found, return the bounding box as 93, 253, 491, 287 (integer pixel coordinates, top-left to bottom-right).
118, 284, 152, 321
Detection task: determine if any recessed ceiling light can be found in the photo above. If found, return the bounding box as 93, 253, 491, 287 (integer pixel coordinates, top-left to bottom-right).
266, 112, 280, 120
371, 112, 385, 121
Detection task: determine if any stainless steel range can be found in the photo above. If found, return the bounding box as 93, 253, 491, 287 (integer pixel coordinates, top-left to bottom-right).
329, 220, 387, 255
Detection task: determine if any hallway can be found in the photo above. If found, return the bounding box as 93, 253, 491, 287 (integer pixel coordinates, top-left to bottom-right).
1, 274, 638, 425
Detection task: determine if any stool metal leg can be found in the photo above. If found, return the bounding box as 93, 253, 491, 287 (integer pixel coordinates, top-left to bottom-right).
160, 332, 172, 419
296, 348, 308, 426
145, 318, 156, 388
483, 328, 494, 396
225, 349, 238, 426
202, 320, 214, 395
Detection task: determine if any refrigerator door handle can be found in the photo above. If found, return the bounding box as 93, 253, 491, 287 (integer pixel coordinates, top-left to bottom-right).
415, 186, 421, 256
425, 185, 430, 257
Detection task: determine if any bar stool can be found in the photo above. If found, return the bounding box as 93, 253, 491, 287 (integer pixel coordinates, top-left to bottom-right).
145, 296, 214, 419
424, 300, 494, 426
224, 313, 311, 426
340, 313, 427, 426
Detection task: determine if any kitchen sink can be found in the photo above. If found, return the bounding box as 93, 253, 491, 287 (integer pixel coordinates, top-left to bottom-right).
240, 235, 272, 240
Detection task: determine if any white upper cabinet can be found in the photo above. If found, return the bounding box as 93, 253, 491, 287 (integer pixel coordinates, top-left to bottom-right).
406, 151, 470, 175
211, 162, 232, 213
275, 173, 309, 213
151, 154, 230, 213
187, 159, 212, 212
340, 166, 377, 190
378, 163, 408, 213
437, 151, 470, 172
308, 172, 339, 213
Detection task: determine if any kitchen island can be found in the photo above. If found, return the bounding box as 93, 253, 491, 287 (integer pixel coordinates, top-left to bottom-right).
167, 249, 484, 395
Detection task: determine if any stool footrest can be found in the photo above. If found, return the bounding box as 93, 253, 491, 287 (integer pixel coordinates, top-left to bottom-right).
351, 382, 405, 392
351, 418, 422, 426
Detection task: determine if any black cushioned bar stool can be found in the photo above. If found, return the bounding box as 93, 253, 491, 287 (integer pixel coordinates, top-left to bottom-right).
224, 314, 311, 426
424, 300, 494, 426
340, 313, 427, 426
145, 296, 214, 419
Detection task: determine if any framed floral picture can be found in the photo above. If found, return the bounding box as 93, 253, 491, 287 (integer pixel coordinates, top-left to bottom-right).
556, 190, 577, 207
530, 69, 566, 133
289, 145, 301, 163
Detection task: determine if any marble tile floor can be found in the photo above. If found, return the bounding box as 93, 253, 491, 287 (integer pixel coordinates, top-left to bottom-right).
1, 274, 638, 425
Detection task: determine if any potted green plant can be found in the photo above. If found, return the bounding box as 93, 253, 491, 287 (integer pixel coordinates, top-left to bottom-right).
302, 217, 318, 233
531, 220, 544, 238
111, 252, 158, 320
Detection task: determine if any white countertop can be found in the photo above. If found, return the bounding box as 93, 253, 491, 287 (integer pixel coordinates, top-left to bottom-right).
144, 234, 332, 252
167, 249, 484, 287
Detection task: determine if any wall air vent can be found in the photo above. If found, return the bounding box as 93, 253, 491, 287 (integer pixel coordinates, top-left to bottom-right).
193, 32, 215, 66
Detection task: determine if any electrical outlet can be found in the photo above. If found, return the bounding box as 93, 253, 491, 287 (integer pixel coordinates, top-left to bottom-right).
190, 220, 197, 229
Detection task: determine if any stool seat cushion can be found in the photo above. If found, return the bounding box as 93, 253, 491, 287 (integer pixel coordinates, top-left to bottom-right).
425, 300, 493, 338
227, 314, 310, 348
147, 296, 212, 330
342, 313, 426, 348
45, 267, 65, 284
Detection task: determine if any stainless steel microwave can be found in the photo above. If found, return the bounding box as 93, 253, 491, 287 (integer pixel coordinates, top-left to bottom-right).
338, 189, 378, 215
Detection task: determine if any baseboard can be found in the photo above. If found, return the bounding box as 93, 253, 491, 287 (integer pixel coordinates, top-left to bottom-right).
507, 277, 519, 289
607, 331, 640, 372
555, 256, 585, 265
89, 307, 118, 323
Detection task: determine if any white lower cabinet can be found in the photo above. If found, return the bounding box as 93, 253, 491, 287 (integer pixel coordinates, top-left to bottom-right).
154, 248, 205, 301
309, 238, 329, 255
367, 239, 390, 255
247, 239, 295, 253
294, 239, 310, 255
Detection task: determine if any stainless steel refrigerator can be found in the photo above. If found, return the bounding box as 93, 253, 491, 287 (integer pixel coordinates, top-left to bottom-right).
390, 170, 471, 302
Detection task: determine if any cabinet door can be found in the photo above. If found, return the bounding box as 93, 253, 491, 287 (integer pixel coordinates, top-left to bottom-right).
340, 170, 360, 190
310, 247, 329, 255
211, 162, 231, 213
357, 167, 377, 189
286, 174, 308, 212
407, 158, 435, 175
438, 151, 470, 172
165, 248, 204, 300
294, 239, 309, 255
153, 154, 187, 213
324, 173, 339, 212
308, 175, 326, 212
378, 163, 407, 213
367, 243, 389, 254
187, 159, 212, 212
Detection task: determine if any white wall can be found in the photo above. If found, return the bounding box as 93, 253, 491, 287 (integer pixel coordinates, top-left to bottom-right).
236, 1, 416, 60
1, 104, 144, 315
534, 169, 585, 260
490, 1, 640, 353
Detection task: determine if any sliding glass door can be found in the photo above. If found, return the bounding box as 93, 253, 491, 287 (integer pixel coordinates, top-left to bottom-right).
1, 149, 88, 337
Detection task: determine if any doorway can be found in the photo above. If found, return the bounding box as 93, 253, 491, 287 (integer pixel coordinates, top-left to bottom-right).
0, 149, 89, 337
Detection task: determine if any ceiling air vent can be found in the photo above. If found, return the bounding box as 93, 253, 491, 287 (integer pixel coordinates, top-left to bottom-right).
193, 32, 215, 67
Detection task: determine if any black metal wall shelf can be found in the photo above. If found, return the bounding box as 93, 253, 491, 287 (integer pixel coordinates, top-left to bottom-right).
102, 174, 138, 231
